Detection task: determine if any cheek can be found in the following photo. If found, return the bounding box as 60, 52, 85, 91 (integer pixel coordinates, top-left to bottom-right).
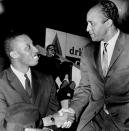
94, 25, 102, 33
95, 25, 105, 37
19, 54, 31, 63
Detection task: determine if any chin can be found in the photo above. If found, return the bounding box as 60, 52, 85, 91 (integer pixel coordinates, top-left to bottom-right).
91, 37, 99, 42
91, 38, 96, 42
30, 61, 39, 67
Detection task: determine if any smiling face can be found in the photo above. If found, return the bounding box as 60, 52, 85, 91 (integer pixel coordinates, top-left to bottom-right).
47, 46, 56, 57
11, 34, 39, 67
86, 7, 109, 42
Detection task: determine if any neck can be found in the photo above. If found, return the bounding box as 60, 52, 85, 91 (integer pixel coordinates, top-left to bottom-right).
104, 27, 118, 42
11, 61, 29, 74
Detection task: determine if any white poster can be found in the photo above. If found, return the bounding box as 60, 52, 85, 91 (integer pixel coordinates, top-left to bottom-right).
45, 28, 89, 86
45, 28, 89, 66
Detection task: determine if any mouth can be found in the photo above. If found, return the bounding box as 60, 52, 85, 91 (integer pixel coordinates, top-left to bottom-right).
33, 54, 39, 60
89, 33, 93, 36
90, 33, 95, 38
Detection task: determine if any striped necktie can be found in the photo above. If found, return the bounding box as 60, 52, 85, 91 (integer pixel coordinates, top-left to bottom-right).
102, 43, 108, 77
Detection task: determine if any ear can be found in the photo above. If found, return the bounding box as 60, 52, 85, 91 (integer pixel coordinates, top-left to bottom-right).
10, 51, 19, 59
106, 19, 113, 27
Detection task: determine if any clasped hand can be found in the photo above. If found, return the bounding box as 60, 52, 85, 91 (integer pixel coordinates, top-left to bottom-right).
43, 108, 75, 128
53, 108, 75, 128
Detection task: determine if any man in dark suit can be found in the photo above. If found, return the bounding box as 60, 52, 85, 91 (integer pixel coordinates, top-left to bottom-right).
0, 33, 60, 128
58, 0, 129, 130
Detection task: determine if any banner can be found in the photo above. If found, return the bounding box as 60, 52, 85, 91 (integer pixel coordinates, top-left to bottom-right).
45, 28, 90, 87
45, 28, 89, 66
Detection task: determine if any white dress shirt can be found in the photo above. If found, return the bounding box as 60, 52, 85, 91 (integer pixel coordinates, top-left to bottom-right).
11, 65, 32, 89
101, 29, 120, 68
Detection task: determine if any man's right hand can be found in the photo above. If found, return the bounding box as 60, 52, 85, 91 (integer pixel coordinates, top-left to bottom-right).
54, 108, 75, 128
42, 108, 75, 128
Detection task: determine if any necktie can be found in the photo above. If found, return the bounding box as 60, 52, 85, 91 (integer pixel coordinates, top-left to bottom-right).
24, 74, 32, 98
102, 43, 108, 76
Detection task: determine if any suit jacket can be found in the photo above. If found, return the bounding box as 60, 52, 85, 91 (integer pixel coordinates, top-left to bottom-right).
70, 31, 129, 131
0, 67, 60, 124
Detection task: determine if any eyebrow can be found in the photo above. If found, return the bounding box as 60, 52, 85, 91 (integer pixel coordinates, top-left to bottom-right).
87, 21, 95, 25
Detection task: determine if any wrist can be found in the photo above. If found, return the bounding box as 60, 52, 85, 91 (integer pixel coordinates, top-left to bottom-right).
42, 115, 55, 127
68, 108, 75, 114
50, 115, 55, 123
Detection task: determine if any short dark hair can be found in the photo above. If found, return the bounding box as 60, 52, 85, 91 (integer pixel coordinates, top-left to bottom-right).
46, 44, 56, 51
99, 0, 119, 26
4, 34, 17, 59
4, 33, 27, 59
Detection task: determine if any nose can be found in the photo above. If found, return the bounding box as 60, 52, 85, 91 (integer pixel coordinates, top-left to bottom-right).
86, 23, 91, 32
33, 46, 38, 53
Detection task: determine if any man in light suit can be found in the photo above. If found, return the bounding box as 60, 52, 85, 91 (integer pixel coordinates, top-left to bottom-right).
59, 0, 129, 130
0, 33, 60, 128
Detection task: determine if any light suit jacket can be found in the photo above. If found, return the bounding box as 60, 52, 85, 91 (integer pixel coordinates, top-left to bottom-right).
0, 67, 60, 123
70, 31, 129, 131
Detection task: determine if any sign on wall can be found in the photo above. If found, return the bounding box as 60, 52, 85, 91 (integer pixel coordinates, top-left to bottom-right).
45, 28, 89, 66
45, 28, 90, 87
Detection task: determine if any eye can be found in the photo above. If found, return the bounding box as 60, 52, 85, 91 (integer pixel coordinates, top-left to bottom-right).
27, 45, 30, 50
25, 44, 31, 51
91, 22, 95, 27
88, 21, 94, 27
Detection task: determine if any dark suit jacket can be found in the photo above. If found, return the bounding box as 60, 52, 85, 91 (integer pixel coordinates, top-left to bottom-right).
0, 67, 60, 124
70, 31, 129, 131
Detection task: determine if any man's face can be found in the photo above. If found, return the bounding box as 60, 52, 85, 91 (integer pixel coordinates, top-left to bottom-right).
47, 46, 56, 57
86, 7, 108, 42
12, 35, 39, 67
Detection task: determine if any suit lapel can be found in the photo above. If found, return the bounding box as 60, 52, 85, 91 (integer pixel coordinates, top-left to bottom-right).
94, 43, 103, 77
31, 70, 40, 104
92, 43, 105, 80
6, 68, 31, 103
107, 32, 125, 76
86, 43, 99, 71
85, 42, 104, 81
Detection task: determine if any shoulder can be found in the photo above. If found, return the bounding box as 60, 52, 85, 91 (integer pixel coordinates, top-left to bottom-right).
82, 42, 99, 55
119, 31, 129, 39
83, 41, 99, 50
0, 68, 10, 79
0, 79, 10, 91
31, 68, 53, 81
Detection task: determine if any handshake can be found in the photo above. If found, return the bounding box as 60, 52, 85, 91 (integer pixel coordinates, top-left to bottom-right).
43, 79, 76, 129
43, 108, 75, 129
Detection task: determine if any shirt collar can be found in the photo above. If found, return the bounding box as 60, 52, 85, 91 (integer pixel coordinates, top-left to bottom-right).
101, 29, 120, 46
11, 65, 31, 79
107, 29, 120, 45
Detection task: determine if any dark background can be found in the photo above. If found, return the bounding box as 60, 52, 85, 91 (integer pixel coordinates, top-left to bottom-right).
0, 0, 99, 46
0, 0, 129, 47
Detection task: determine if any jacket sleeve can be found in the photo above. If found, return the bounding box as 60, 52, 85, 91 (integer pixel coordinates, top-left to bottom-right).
45, 75, 60, 116
70, 47, 91, 120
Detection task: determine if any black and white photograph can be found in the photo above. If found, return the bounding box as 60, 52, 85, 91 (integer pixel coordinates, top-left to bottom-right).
0, 0, 129, 131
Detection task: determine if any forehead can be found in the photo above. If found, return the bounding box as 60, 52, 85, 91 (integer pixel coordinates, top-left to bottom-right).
87, 7, 105, 22
11, 35, 32, 50
15, 35, 32, 43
